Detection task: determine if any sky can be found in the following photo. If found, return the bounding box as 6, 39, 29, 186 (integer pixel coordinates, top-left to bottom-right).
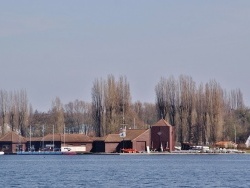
1, 1, 250, 112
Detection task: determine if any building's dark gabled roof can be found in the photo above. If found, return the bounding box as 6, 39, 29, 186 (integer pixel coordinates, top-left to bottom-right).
41, 133, 93, 143
0, 131, 27, 143
125, 129, 149, 141
103, 129, 149, 142
152, 119, 172, 127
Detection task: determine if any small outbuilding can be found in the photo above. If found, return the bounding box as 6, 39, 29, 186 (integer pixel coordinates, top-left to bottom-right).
0, 132, 27, 154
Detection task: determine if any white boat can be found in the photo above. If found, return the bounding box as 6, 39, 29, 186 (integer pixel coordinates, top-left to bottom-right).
245, 136, 250, 148
0, 151, 4, 155
61, 124, 77, 155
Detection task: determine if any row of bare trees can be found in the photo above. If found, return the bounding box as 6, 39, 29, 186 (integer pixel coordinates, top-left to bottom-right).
0, 90, 29, 136
91, 75, 153, 137
64, 99, 92, 135
0, 90, 93, 137
0, 75, 249, 145
155, 75, 246, 145
30, 98, 92, 137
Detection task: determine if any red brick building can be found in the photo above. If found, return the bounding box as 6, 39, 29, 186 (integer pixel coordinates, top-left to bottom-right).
41, 133, 93, 152
92, 129, 151, 153
151, 119, 175, 152
0, 132, 93, 154
0, 119, 175, 154
92, 119, 175, 153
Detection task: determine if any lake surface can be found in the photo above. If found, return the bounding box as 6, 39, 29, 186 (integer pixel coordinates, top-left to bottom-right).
0, 154, 249, 188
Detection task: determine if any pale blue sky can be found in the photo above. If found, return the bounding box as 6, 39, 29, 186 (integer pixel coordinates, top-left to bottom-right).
1, 1, 250, 111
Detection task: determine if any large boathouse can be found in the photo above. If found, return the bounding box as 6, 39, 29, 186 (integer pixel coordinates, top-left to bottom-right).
0, 119, 175, 154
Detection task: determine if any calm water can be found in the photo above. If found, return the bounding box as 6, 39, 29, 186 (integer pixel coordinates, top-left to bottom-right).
0, 154, 249, 188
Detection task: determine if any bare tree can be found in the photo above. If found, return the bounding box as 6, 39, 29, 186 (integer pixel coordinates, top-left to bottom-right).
155, 76, 178, 126
29, 111, 51, 137
223, 88, 246, 142
104, 75, 118, 134
82, 102, 93, 135
206, 80, 224, 144
9, 91, 18, 132
167, 76, 178, 126
51, 97, 64, 134
65, 100, 92, 134
0, 90, 8, 135
91, 75, 132, 136
229, 89, 244, 110
155, 77, 169, 120
140, 102, 157, 127
116, 76, 131, 128
92, 78, 104, 137
64, 101, 74, 131
177, 75, 196, 143
194, 83, 209, 145
16, 89, 29, 136
73, 100, 85, 133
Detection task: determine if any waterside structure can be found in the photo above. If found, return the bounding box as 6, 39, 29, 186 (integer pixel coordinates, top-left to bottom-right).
0, 119, 176, 154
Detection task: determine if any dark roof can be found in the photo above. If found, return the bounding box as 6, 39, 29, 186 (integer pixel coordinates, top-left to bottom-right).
103, 129, 149, 142
42, 133, 93, 143
0, 131, 27, 143
152, 119, 172, 127
125, 129, 149, 140
105, 134, 122, 142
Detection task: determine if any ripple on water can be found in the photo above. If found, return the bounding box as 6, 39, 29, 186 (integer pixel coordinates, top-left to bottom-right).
0, 154, 250, 188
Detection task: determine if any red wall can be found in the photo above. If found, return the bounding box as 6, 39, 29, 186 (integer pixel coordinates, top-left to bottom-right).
151, 126, 173, 152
